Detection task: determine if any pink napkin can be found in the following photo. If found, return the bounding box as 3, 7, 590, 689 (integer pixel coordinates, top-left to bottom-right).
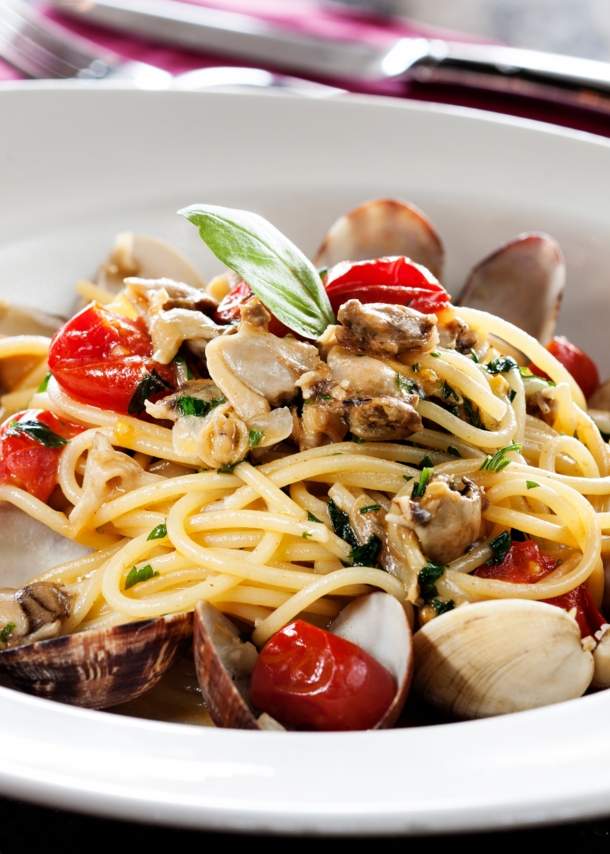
2, 0, 610, 139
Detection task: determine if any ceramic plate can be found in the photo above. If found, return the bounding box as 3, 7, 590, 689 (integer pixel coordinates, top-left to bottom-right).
1, 84, 610, 836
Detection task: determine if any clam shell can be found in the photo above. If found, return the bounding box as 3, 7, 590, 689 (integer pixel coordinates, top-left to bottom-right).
329, 591, 413, 728
456, 233, 564, 345
0, 612, 193, 709
592, 630, 610, 689
413, 599, 593, 719
314, 199, 444, 281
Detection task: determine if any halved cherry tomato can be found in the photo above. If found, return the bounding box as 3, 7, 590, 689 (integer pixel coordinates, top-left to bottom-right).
475, 539, 605, 638
250, 619, 396, 731
0, 409, 84, 503
48, 304, 175, 415
214, 280, 292, 338
323, 256, 451, 316
529, 336, 600, 400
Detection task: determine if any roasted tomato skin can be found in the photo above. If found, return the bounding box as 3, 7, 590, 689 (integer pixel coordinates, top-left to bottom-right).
0, 409, 84, 503
48, 304, 175, 414
323, 256, 451, 316
476, 539, 605, 638
250, 619, 396, 731
529, 336, 600, 400
214, 281, 292, 338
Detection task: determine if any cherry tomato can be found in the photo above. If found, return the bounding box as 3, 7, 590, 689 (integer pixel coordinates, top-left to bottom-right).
0, 409, 84, 503
250, 619, 396, 731
475, 539, 605, 638
323, 256, 451, 316
529, 336, 600, 400
48, 304, 176, 415
543, 584, 606, 640
475, 540, 557, 584
214, 281, 292, 338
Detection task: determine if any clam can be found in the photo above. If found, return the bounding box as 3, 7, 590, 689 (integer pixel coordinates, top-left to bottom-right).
97, 233, 205, 291
0, 611, 193, 708
456, 233, 565, 345
0, 300, 64, 337
413, 599, 593, 719
591, 629, 610, 689
193, 592, 413, 730
314, 199, 444, 281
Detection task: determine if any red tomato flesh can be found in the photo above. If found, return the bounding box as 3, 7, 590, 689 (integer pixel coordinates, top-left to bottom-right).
475, 539, 605, 637
250, 619, 396, 731
0, 409, 84, 502
48, 304, 175, 415
214, 281, 292, 338
323, 256, 451, 316
529, 336, 600, 400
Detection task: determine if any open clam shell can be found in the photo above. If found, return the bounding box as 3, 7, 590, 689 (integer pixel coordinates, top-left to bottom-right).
98, 233, 205, 291
314, 199, 444, 281
193, 592, 412, 731
0, 612, 193, 709
456, 233, 565, 345
413, 599, 594, 720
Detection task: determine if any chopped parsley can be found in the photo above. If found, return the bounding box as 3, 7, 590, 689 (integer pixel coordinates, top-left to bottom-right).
418, 563, 447, 600
319, 394, 333, 400
0, 622, 16, 643
485, 356, 518, 374
430, 351, 441, 358
526, 481, 540, 489
125, 564, 159, 590
128, 369, 174, 416
397, 372, 424, 398
173, 354, 194, 380
349, 533, 382, 567
6, 418, 69, 448
462, 396, 483, 429
359, 504, 381, 514
412, 466, 433, 499
446, 446, 461, 458
508, 388, 517, 403
37, 372, 51, 392
486, 531, 512, 565
352, 435, 366, 443
403, 474, 414, 482
441, 381, 459, 401
470, 349, 479, 363
147, 523, 167, 541
519, 366, 556, 386
177, 395, 225, 417
217, 463, 237, 474
432, 598, 455, 616
248, 429, 264, 449
418, 455, 434, 470
307, 511, 322, 523
302, 531, 312, 539
412, 363, 420, 373
327, 499, 358, 549
479, 442, 522, 473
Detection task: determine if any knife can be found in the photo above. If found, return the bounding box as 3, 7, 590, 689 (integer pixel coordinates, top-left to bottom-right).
48, 0, 610, 111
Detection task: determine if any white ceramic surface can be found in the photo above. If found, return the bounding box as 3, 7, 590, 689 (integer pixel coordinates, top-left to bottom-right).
1, 84, 610, 836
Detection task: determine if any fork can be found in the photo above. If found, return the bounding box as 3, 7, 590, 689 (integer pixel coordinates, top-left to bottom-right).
0, 0, 344, 94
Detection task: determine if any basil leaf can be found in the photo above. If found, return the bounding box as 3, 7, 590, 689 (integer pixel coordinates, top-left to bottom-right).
327, 499, 358, 549
178, 204, 335, 339
147, 523, 167, 541
418, 563, 447, 600
125, 564, 159, 590
6, 418, 69, 448
177, 396, 209, 417
0, 622, 16, 643
349, 533, 382, 567
128, 369, 174, 416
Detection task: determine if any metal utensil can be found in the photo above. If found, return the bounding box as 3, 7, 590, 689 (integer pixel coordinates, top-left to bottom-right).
49, 0, 610, 111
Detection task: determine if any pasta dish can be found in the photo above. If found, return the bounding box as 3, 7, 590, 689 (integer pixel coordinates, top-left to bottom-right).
0, 198, 608, 730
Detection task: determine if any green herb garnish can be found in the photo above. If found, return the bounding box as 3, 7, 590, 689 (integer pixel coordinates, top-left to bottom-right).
179, 204, 335, 339
485, 356, 518, 374
359, 504, 381, 514
218, 463, 237, 474
147, 523, 167, 541
470, 349, 479, 363
125, 564, 160, 590
319, 394, 333, 400
462, 396, 483, 429
419, 455, 433, 469
412, 363, 420, 373
403, 474, 414, 482
0, 622, 16, 643
430, 351, 441, 358
302, 531, 312, 539
397, 373, 424, 398
479, 442, 522, 473
446, 446, 461, 457
352, 436, 366, 444
177, 396, 208, 417
486, 531, 512, 565
508, 388, 517, 403
418, 563, 447, 600
526, 481, 540, 489
37, 372, 51, 392
432, 598, 455, 616
441, 381, 458, 401
248, 429, 264, 449
412, 467, 433, 498
349, 533, 382, 567
128, 369, 174, 416
6, 418, 69, 448
327, 499, 358, 549
307, 511, 322, 523
173, 354, 194, 380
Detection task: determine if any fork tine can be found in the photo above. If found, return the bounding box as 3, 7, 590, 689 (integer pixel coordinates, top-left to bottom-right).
0, 0, 112, 78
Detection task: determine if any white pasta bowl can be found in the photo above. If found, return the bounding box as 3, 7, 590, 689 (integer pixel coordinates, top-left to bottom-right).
1, 84, 610, 835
